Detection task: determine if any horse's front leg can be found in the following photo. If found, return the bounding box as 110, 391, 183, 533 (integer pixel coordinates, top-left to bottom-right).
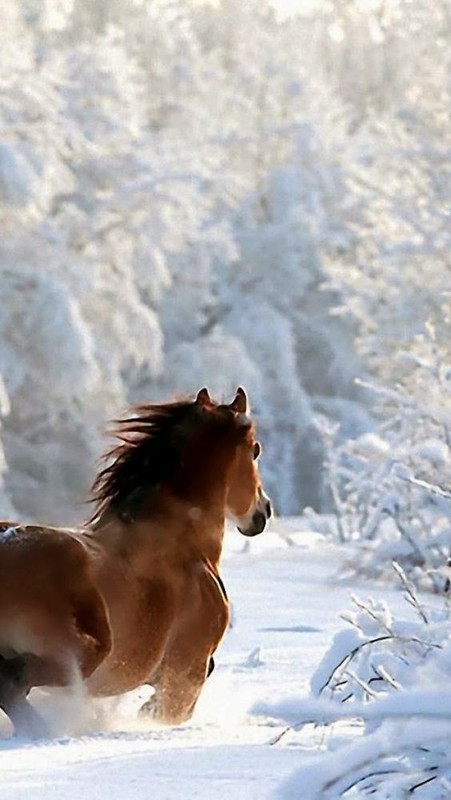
139, 564, 230, 725
140, 648, 214, 725
140, 582, 229, 724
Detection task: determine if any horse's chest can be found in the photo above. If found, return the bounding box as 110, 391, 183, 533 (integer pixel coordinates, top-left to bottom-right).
88, 576, 175, 694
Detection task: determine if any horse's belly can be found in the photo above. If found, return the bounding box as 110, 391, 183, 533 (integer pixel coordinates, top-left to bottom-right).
86, 637, 161, 697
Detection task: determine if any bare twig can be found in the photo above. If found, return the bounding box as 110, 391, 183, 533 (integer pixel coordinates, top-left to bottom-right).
372, 664, 401, 691
386, 509, 427, 568
317, 635, 395, 695
392, 561, 429, 624
351, 595, 394, 635
409, 774, 437, 794
399, 474, 451, 502
343, 669, 378, 699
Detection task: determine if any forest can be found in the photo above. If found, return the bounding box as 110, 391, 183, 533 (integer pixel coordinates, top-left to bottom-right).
0, 0, 450, 796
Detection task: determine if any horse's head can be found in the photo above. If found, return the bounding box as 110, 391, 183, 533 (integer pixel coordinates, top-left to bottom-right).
89, 386, 272, 535
196, 386, 272, 537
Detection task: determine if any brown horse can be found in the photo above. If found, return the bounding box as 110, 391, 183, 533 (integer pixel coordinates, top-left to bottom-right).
0, 387, 271, 736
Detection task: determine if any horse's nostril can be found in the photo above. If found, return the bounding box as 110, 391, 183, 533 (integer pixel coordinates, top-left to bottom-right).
265, 499, 272, 518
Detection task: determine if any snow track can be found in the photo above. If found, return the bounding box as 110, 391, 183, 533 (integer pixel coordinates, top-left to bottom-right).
0, 527, 404, 799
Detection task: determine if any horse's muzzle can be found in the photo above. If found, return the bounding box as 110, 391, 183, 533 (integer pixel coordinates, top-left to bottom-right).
237, 492, 272, 537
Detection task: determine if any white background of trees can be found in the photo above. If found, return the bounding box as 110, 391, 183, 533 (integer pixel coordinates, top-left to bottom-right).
0, 0, 449, 532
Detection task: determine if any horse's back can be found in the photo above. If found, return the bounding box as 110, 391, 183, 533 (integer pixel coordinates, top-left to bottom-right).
0, 522, 91, 604
0, 522, 111, 678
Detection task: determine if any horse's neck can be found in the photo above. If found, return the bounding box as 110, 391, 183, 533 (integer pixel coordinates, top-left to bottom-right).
174, 438, 234, 505
88, 447, 234, 568
89, 494, 226, 570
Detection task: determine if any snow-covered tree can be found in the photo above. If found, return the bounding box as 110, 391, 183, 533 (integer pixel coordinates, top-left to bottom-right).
1, 0, 448, 525
315, 324, 451, 589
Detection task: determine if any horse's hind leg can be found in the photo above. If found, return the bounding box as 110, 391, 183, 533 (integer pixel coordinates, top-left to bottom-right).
0, 647, 87, 738
0, 657, 50, 738
71, 580, 112, 679
3, 651, 75, 691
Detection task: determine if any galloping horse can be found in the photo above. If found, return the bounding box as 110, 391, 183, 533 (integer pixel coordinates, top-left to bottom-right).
0, 387, 271, 736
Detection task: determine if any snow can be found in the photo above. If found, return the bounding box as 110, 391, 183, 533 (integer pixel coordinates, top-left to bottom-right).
0, 523, 415, 800
277, 718, 451, 800
0, 0, 449, 792
0, 526, 18, 543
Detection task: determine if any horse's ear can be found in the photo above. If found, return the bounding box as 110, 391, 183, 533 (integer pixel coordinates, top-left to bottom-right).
195, 387, 211, 406
230, 387, 247, 414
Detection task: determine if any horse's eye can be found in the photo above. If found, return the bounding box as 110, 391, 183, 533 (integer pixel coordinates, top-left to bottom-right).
253, 442, 261, 460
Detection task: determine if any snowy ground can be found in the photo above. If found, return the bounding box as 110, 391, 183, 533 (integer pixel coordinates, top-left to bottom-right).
0, 521, 407, 800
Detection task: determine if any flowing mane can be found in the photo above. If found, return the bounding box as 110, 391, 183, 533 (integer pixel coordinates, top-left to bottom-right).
88, 398, 202, 524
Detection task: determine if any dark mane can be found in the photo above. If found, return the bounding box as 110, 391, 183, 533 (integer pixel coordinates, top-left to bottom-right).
88, 398, 204, 524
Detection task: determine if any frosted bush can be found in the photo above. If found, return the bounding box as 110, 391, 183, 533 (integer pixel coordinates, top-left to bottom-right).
319, 330, 451, 589
259, 566, 451, 799
304, 572, 451, 797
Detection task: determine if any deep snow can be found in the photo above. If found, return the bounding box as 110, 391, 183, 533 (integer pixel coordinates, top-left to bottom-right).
0, 522, 410, 799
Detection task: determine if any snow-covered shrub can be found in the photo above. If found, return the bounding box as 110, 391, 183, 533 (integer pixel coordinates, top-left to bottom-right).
318, 326, 451, 590
309, 575, 451, 798
258, 566, 451, 799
